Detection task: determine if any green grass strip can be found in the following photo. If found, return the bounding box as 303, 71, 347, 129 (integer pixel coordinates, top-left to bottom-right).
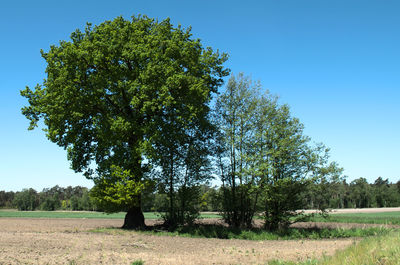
310, 211, 400, 225
268, 230, 400, 264
0, 210, 155, 219
320, 230, 400, 265
0, 210, 221, 220
91, 225, 393, 241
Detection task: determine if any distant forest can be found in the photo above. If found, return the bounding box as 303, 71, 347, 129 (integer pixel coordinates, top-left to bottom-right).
1, 177, 399, 212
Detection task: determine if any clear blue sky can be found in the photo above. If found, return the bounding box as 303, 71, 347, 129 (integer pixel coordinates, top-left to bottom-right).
1, 0, 399, 191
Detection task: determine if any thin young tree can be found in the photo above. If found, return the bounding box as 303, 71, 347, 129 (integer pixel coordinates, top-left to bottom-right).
150, 112, 215, 226
215, 73, 260, 228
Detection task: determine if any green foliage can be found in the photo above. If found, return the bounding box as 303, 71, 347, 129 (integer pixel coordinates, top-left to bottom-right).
3, 185, 94, 212
349, 178, 373, 208
139, 180, 157, 212
373, 177, 393, 207
131, 260, 144, 265
151, 193, 168, 212
39, 195, 61, 211
90, 165, 145, 213
262, 178, 308, 229
215, 73, 263, 228
69, 190, 94, 211
149, 81, 218, 227
255, 100, 343, 229
0, 191, 15, 208
13, 189, 39, 211
160, 186, 202, 227
199, 185, 221, 211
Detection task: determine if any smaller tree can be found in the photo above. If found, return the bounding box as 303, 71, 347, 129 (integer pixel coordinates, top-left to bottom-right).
215, 73, 343, 230
258, 106, 342, 229
215, 73, 261, 228
149, 108, 215, 227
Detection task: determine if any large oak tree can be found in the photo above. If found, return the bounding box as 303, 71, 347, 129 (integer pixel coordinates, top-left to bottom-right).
21, 15, 228, 229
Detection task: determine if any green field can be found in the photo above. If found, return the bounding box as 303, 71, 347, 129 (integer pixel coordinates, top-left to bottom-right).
310, 211, 400, 225
1, 210, 400, 226
0, 210, 220, 220
0, 210, 152, 219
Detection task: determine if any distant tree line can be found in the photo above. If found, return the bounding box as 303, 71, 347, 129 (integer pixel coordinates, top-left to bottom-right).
1, 176, 399, 213
304, 177, 400, 210
146, 177, 400, 214
0, 186, 94, 211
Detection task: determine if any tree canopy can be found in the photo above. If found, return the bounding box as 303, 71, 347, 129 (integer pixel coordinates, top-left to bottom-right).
21, 15, 229, 229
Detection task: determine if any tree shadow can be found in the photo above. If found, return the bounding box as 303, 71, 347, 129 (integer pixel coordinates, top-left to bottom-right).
132, 221, 373, 240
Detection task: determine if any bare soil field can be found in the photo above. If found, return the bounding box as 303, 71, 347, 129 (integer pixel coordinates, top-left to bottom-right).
0, 218, 358, 265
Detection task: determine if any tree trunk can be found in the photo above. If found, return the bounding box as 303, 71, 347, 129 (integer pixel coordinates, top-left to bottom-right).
122, 206, 146, 230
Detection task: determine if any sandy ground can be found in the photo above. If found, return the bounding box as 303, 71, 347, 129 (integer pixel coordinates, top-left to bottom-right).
0, 218, 359, 265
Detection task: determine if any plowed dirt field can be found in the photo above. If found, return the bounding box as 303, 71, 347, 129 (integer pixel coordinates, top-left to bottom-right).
0, 218, 358, 265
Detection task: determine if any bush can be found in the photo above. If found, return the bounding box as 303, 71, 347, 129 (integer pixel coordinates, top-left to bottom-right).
160, 186, 202, 228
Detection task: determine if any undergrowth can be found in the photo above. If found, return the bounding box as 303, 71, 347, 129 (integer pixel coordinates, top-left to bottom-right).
90, 225, 392, 240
